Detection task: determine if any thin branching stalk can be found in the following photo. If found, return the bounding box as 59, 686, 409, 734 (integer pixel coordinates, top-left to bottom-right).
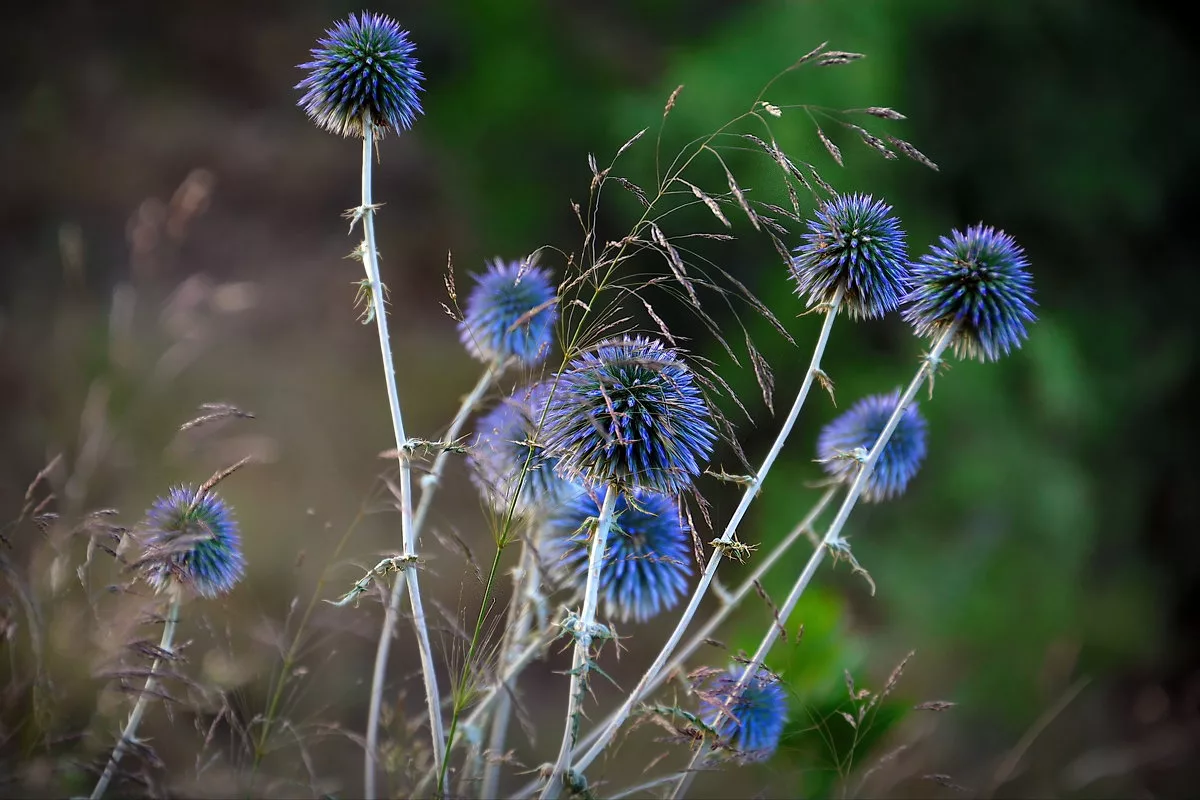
357, 115, 445, 797
90, 596, 180, 800
567, 288, 844, 779
480, 528, 542, 799
540, 488, 621, 800
669, 323, 959, 799
365, 362, 498, 796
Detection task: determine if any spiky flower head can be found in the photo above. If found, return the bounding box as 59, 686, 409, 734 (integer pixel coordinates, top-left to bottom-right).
140, 486, 244, 598
817, 389, 927, 503
791, 193, 909, 319
296, 12, 424, 138
550, 487, 691, 624
459, 259, 558, 367
541, 336, 716, 495
469, 385, 571, 515
903, 224, 1036, 361
698, 666, 788, 760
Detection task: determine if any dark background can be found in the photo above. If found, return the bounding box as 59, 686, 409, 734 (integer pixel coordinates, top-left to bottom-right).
2, 1, 1198, 797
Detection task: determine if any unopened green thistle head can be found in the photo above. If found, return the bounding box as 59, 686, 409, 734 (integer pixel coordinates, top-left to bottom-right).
296, 12, 425, 138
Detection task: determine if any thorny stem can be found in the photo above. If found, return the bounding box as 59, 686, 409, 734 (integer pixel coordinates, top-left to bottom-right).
365, 362, 497, 797
90, 596, 180, 800
510, 487, 838, 800
540, 487, 621, 800
357, 116, 445, 798
479, 530, 542, 799
568, 288, 844, 780
669, 324, 959, 799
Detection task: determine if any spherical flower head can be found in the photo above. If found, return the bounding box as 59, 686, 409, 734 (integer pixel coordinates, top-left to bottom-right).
903, 223, 1037, 361
550, 487, 692, 623
698, 667, 788, 760
541, 336, 716, 495
296, 12, 424, 138
791, 193, 909, 320
817, 389, 927, 502
469, 386, 571, 515
141, 486, 244, 598
459, 259, 558, 367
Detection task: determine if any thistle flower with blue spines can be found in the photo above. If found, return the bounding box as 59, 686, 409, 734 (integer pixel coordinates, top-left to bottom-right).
817, 389, 927, 503
296, 12, 424, 138
460, 259, 558, 367
541, 336, 716, 496
549, 487, 692, 624
141, 485, 244, 599
470, 385, 572, 515
903, 223, 1037, 361
791, 193, 909, 320
698, 666, 788, 760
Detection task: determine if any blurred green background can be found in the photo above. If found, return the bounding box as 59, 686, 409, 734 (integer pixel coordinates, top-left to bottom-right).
2, 0, 1198, 798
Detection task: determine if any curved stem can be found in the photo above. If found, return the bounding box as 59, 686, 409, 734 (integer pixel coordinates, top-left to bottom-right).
90, 597, 180, 800
669, 324, 958, 799
358, 117, 445, 798
569, 289, 843, 779
365, 363, 497, 797
540, 487, 620, 800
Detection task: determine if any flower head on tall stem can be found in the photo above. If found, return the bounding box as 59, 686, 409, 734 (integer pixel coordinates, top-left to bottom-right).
140, 486, 244, 598
470, 384, 571, 515
697, 666, 788, 761
817, 389, 928, 502
541, 336, 716, 495
791, 193, 909, 319
296, 12, 424, 138
460, 259, 558, 367
550, 488, 692, 624
903, 223, 1036, 361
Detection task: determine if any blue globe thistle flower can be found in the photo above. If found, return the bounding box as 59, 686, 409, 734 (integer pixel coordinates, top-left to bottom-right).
140, 486, 244, 598
791, 193, 909, 320
459, 259, 558, 367
903, 224, 1037, 361
296, 12, 424, 138
698, 667, 788, 760
469, 386, 572, 515
817, 390, 927, 503
549, 488, 692, 624
541, 337, 716, 495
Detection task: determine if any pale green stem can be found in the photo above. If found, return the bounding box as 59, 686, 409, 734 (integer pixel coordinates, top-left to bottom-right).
568, 289, 843, 779
479, 529, 541, 799
358, 116, 446, 798
539, 488, 620, 800
669, 324, 958, 799
90, 597, 180, 800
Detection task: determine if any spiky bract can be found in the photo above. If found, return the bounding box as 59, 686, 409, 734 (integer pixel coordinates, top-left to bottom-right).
469, 386, 571, 515
296, 12, 424, 138
790, 193, 909, 319
817, 390, 927, 502
903, 223, 1037, 361
550, 488, 692, 623
541, 337, 716, 495
459, 259, 557, 367
141, 486, 244, 598
699, 667, 788, 760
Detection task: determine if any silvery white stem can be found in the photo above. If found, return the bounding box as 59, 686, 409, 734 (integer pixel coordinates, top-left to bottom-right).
669, 324, 958, 799
357, 116, 446, 798
539, 487, 620, 800
90, 597, 180, 800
